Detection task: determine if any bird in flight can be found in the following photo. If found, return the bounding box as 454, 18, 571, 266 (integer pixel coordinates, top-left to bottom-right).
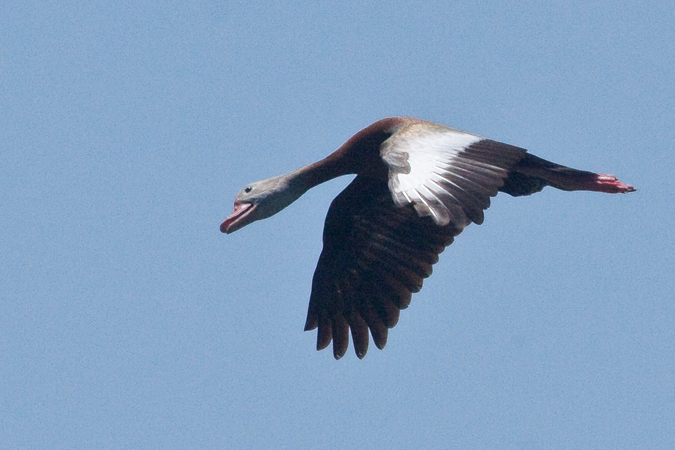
221, 117, 635, 359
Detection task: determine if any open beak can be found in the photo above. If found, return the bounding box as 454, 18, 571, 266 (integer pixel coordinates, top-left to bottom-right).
220, 201, 257, 234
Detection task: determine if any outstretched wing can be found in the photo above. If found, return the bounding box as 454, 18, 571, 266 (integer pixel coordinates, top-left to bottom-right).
305, 124, 529, 359
383, 122, 527, 226
304, 176, 461, 359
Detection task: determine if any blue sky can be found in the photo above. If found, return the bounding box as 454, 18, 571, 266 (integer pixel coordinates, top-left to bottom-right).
2, 1, 673, 449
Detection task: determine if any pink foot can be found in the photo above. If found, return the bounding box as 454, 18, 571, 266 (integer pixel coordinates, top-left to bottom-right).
595, 174, 636, 193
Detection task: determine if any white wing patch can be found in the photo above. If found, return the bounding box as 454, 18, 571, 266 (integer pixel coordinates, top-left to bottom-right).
382, 122, 522, 227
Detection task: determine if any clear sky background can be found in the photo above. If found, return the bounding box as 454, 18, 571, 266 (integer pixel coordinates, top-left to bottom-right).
2, 1, 673, 449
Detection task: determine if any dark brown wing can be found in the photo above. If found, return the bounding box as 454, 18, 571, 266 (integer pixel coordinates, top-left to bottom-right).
382, 126, 529, 227
303, 176, 462, 359
304, 129, 532, 359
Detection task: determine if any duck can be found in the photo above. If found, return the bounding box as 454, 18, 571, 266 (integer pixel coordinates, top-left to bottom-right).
220, 117, 635, 359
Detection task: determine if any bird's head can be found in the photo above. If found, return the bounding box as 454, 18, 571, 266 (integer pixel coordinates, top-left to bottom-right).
220, 174, 305, 234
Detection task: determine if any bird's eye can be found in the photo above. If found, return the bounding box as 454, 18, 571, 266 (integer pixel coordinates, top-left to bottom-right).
244, 186, 253, 193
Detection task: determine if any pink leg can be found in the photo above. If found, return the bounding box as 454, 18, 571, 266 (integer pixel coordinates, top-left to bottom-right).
504, 154, 636, 196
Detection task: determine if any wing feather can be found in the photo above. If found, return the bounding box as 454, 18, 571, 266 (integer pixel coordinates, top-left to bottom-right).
305, 176, 462, 359
382, 122, 527, 227
305, 121, 529, 359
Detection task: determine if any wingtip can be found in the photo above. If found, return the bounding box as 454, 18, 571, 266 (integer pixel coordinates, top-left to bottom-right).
303, 314, 318, 331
